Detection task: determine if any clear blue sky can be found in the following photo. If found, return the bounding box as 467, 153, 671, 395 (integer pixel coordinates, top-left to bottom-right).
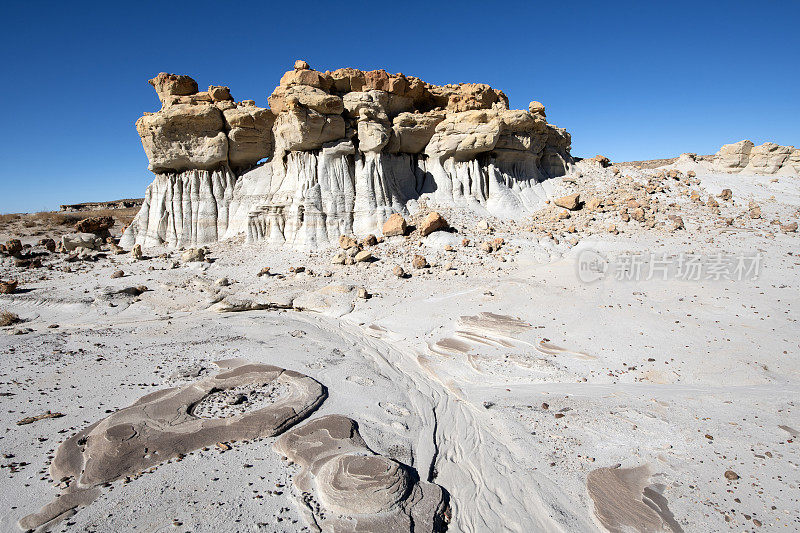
2, 0, 798, 213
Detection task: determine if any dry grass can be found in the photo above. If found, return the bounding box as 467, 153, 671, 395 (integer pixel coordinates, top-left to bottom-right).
0, 311, 20, 327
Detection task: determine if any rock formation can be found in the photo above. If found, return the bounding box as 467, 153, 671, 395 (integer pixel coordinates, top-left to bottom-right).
121, 62, 574, 249
712, 140, 800, 174
274, 414, 449, 532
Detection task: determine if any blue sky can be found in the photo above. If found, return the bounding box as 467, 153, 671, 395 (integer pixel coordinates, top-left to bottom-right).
1, 0, 798, 213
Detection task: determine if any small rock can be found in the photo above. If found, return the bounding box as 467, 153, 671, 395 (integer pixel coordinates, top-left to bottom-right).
111, 270, 125, 279
669, 216, 685, 231
214, 277, 230, 287
331, 252, 346, 265
357, 287, 369, 299
131, 244, 143, 260
392, 265, 405, 278
412, 255, 428, 269
718, 189, 733, 201
257, 267, 271, 277
724, 470, 739, 481
781, 222, 798, 233
477, 219, 490, 231
361, 234, 378, 247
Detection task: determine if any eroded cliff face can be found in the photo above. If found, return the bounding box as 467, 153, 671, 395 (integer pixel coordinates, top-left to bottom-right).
121, 62, 574, 248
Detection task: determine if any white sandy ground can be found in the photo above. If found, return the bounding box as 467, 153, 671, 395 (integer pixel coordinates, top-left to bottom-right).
1, 164, 799, 532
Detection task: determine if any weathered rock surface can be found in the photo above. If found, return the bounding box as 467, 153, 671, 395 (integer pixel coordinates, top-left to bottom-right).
19, 360, 326, 531
274, 415, 448, 532
713, 139, 799, 174
123, 62, 574, 249
62, 233, 103, 251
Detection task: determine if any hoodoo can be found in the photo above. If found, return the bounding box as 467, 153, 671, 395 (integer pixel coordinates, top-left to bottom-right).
121, 62, 574, 249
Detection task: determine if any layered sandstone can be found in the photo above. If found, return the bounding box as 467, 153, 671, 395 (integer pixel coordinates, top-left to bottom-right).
122, 62, 574, 249
712, 139, 800, 174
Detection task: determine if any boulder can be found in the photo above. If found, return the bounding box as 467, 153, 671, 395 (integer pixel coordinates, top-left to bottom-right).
330, 67, 366, 92
382, 214, 408, 237
268, 85, 344, 115
554, 193, 581, 210
354, 250, 372, 263
428, 83, 508, 112
339, 235, 358, 249
62, 233, 102, 252
419, 212, 448, 236
149, 73, 198, 103
342, 91, 390, 122
5, 239, 22, 256
425, 110, 501, 160
273, 107, 345, 155
357, 121, 390, 152
223, 104, 275, 169
181, 248, 206, 263
592, 155, 611, 167
75, 216, 114, 234
208, 85, 233, 102
136, 104, 228, 173
386, 112, 445, 153
39, 238, 56, 252
0, 280, 17, 294
279, 67, 333, 92
528, 101, 546, 116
